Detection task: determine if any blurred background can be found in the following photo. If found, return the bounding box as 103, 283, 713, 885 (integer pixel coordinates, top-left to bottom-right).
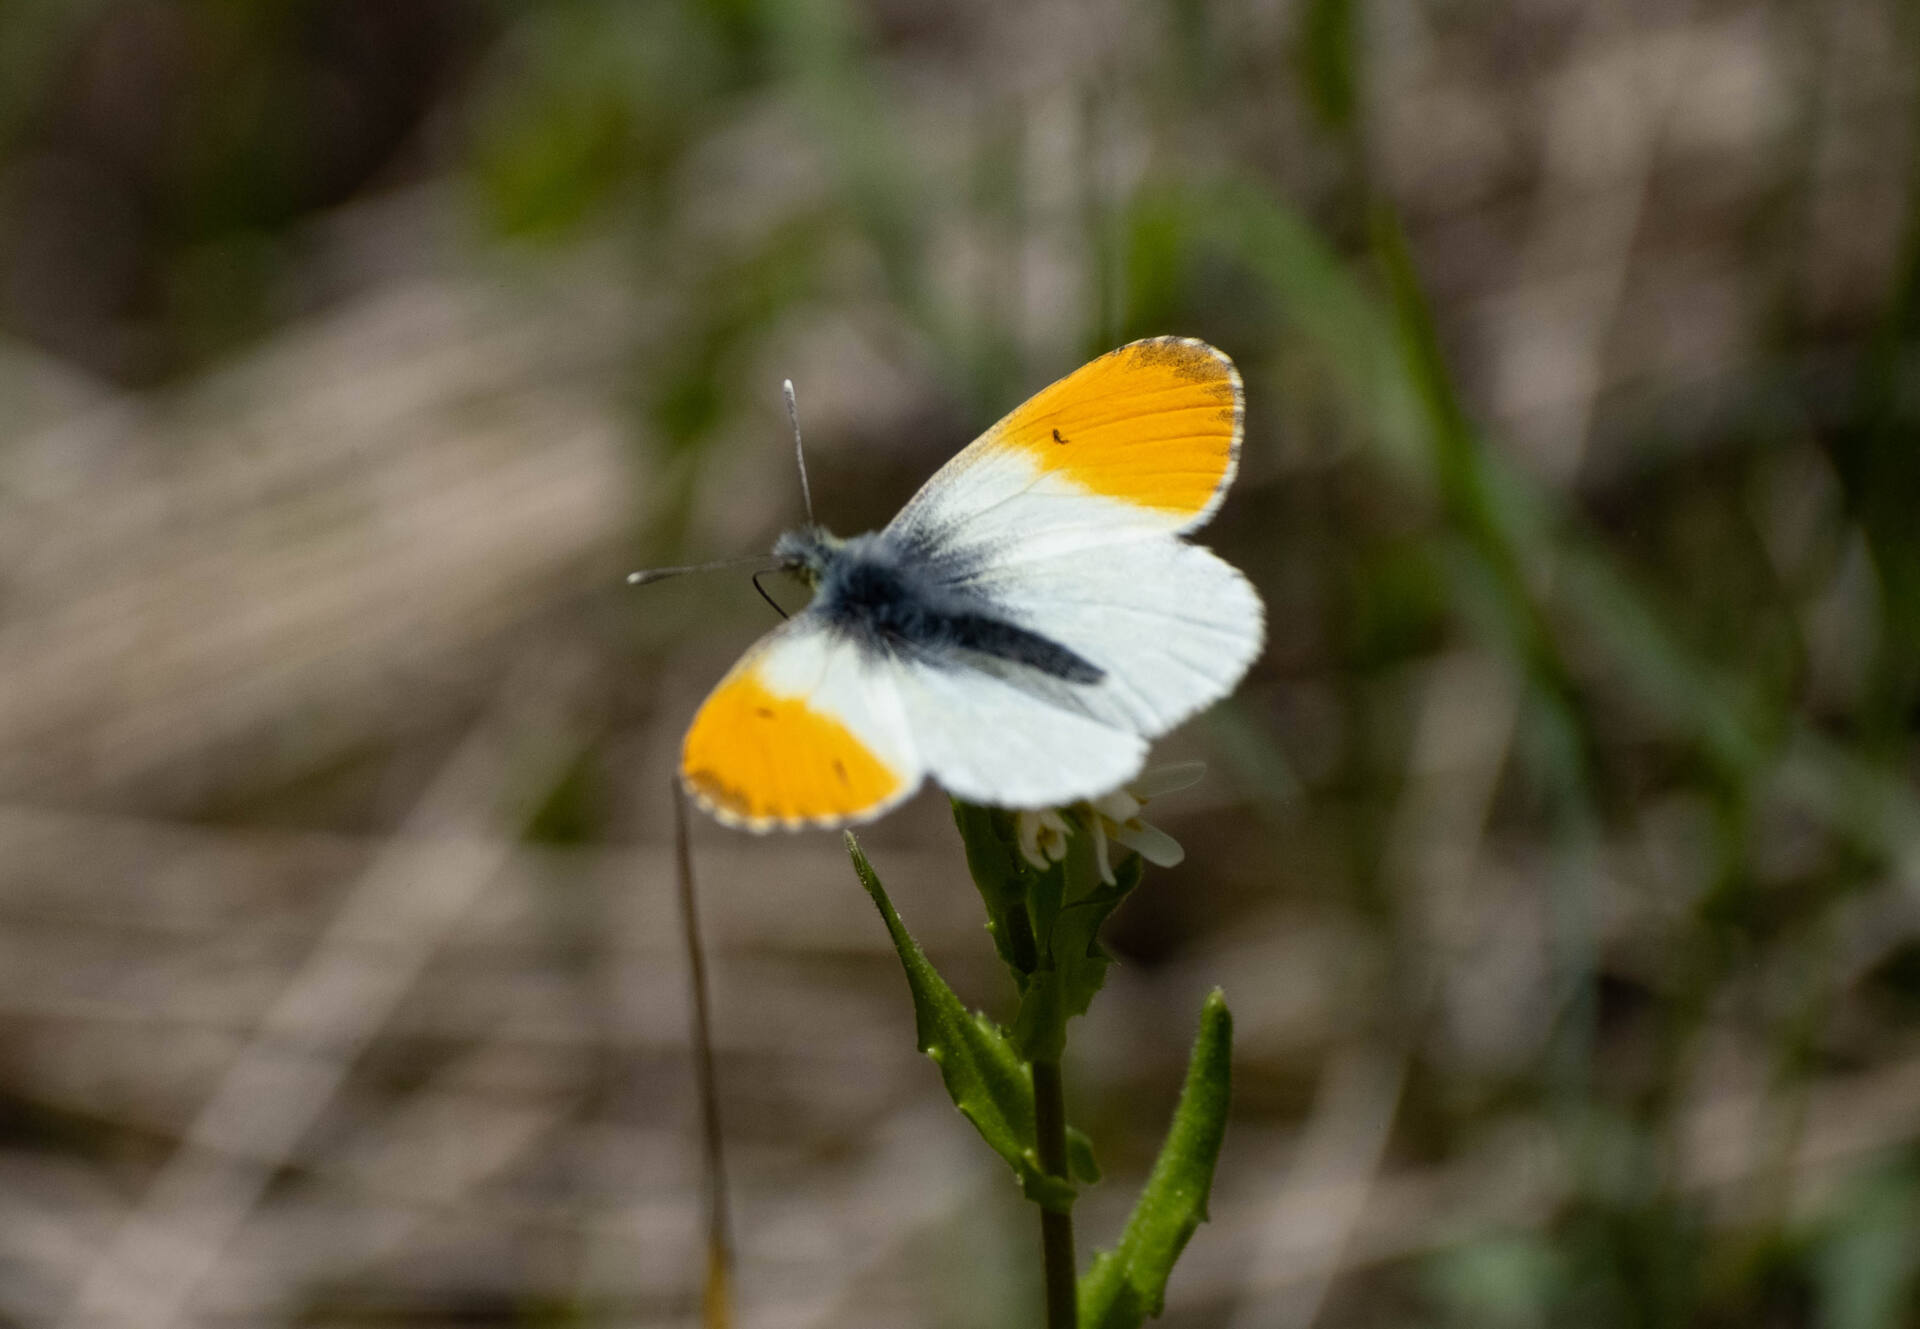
2, 0, 1919, 1325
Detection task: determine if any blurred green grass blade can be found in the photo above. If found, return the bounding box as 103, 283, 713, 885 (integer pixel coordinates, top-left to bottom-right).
1188, 183, 1430, 475
765, 0, 929, 317
1370, 209, 1490, 522
1186, 181, 1920, 878
0, 2, 119, 141
1836, 145, 1920, 728
1775, 725, 1920, 883
1555, 542, 1768, 777
845, 832, 1075, 1210
1816, 1164, 1920, 1329
1078, 990, 1233, 1329
1370, 209, 1569, 689
1297, 0, 1359, 132
467, 2, 726, 239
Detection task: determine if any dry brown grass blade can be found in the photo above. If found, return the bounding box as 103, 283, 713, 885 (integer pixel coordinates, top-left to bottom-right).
673, 780, 735, 1329
55, 651, 593, 1329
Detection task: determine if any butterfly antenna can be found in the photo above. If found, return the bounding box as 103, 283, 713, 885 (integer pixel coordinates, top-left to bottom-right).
673, 780, 735, 1329
783, 378, 814, 527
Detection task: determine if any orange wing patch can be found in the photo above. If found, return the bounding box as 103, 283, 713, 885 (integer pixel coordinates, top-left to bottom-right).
681, 669, 905, 828
987, 337, 1242, 523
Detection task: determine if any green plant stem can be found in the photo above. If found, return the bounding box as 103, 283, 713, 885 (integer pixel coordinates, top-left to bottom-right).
1032, 1057, 1078, 1329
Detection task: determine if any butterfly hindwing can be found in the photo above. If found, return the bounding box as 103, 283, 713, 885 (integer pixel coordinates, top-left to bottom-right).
963, 534, 1265, 740
893, 652, 1149, 810
680, 616, 923, 830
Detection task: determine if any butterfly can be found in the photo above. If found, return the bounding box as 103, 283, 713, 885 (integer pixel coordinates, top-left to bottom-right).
680, 336, 1265, 831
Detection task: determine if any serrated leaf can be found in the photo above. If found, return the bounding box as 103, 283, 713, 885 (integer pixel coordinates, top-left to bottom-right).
1051, 848, 1143, 1023
847, 832, 1076, 1207
1079, 990, 1234, 1329
950, 800, 1040, 981
1012, 825, 1144, 1062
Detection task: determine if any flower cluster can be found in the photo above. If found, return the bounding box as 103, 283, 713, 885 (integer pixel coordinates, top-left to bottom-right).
1014, 762, 1204, 884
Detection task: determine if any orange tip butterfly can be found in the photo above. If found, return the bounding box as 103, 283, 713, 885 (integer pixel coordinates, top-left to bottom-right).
678, 336, 1265, 831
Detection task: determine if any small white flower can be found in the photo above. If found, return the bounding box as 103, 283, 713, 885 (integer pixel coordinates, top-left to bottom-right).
1087, 764, 1199, 883
1016, 806, 1073, 871
1023, 762, 1205, 884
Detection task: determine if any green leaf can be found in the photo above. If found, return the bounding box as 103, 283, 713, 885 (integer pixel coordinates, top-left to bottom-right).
950, 801, 1040, 982
1079, 990, 1234, 1329
948, 802, 1144, 1061
1051, 846, 1144, 1024
846, 832, 1076, 1209
1010, 817, 1144, 1062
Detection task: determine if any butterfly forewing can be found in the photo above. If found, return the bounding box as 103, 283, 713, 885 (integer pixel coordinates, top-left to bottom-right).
891, 337, 1244, 557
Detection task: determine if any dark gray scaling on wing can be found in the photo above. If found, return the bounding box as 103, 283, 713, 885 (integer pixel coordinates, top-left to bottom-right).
772, 527, 1103, 684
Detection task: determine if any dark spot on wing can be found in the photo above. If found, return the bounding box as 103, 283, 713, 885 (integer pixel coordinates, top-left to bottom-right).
1052, 428, 1069, 445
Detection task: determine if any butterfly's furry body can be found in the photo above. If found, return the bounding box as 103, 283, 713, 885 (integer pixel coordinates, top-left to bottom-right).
774, 527, 1105, 686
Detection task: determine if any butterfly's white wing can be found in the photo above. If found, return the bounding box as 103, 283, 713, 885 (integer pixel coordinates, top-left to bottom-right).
880, 534, 1262, 809
683, 604, 1145, 821
680, 614, 923, 830
878, 336, 1263, 807
964, 535, 1265, 739
891, 653, 1150, 809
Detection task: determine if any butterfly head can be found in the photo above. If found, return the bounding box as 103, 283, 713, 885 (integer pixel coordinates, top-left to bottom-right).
771, 526, 843, 589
